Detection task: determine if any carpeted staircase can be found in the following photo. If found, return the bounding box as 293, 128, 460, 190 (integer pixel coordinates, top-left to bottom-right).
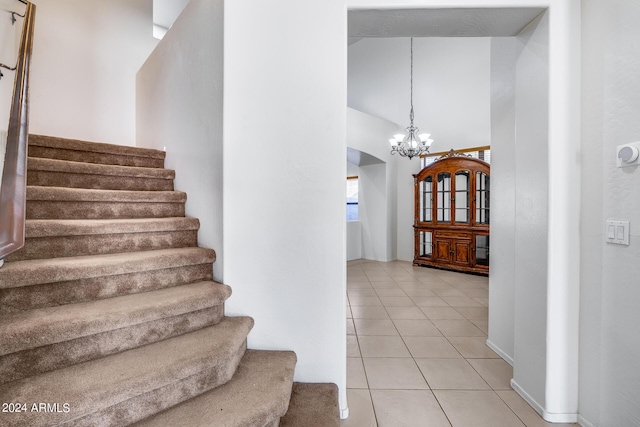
0, 135, 339, 426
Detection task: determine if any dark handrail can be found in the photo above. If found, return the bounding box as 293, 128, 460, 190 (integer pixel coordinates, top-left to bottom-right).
0, 1, 35, 266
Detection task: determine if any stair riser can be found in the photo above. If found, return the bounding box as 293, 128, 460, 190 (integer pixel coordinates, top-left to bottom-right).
27, 170, 174, 191
27, 200, 185, 220
6, 231, 198, 261
0, 263, 213, 314
0, 307, 224, 384
73, 342, 246, 427
28, 146, 165, 168
280, 383, 340, 427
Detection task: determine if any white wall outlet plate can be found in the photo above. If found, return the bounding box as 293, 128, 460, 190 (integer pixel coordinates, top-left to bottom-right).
617, 142, 640, 167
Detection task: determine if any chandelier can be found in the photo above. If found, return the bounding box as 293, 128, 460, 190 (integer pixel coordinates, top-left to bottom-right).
389, 38, 433, 160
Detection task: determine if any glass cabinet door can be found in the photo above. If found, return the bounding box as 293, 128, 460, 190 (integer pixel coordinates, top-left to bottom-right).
436, 172, 451, 222
455, 171, 470, 224
475, 234, 490, 266
476, 172, 490, 225
420, 176, 432, 222
419, 231, 432, 258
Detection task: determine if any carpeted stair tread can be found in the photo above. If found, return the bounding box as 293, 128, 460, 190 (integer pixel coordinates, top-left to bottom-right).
26, 186, 186, 203
279, 383, 340, 427
7, 217, 199, 261
27, 157, 175, 179
24, 217, 199, 238
26, 186, 187, 219
133, 349, 297, 427
0, 281, 231, 356
0, 316, 254, 427
29, 134, 165, 166
0, 306, 225, 384
0, 259, 215, 314
0, 247, 215, 289
27, 157, 175, 191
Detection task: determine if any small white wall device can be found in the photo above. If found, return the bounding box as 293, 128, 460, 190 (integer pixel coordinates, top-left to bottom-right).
606, 220, 630, 245
616, 142, 640, 167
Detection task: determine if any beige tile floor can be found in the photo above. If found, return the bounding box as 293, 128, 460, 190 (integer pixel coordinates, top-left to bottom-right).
342, 259, 578, 427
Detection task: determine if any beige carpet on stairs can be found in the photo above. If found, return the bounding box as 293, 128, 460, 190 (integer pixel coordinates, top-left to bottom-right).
280, 383, 341, 426
0, 134, 339, 426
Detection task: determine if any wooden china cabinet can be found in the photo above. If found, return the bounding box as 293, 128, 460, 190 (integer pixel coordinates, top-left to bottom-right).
413, 151, 490, 275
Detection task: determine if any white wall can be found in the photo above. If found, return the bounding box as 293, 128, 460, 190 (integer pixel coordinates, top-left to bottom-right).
348, 37, 491, 152
347, 162, 359, 177
359, 162, 389, 261
580, 1, 640, 426
511, 11, 549, 409
346, 221, 362, 260
487, 4, 582, 421
578, 2, 604, 425
137, 0, 223, 281
29, 0, 157, 145
223, 0, 348, 416
347, 108, 405, 262
487, 36, 517, 364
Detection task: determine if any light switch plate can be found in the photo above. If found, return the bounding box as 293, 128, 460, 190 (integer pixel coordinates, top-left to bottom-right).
606, 220, 630, 245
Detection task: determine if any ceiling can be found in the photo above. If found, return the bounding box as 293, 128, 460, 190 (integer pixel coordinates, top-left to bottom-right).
348, 7, 545, 40
153, 0, 190, 33
347, 147, 384, 166
152, 4, 544, 43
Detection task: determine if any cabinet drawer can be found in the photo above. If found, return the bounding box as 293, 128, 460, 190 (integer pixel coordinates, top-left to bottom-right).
434, 230, 471, 239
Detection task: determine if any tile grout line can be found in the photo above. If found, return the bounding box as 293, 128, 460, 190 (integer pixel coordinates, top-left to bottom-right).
375, 282, 457, 427
354, 274, 379, 426
348, 260, 509, 427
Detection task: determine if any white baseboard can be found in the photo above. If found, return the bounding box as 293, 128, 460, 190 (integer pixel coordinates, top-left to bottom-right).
510, 379, 578, 423
542, 411, 578, 424
577, 414, 598, 427
486, 338, 514, 366
340, 406, 349, 420
510, 379, 544, 417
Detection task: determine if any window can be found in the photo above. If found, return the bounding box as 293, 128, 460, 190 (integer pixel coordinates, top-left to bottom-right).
346, 176, 358, 221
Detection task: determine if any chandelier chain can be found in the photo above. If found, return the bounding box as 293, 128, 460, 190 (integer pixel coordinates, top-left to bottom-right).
388, 37, 433, 160
410, 37, 414, 123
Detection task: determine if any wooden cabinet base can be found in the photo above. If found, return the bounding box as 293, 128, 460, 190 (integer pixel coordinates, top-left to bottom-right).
413, 258, 488, 276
